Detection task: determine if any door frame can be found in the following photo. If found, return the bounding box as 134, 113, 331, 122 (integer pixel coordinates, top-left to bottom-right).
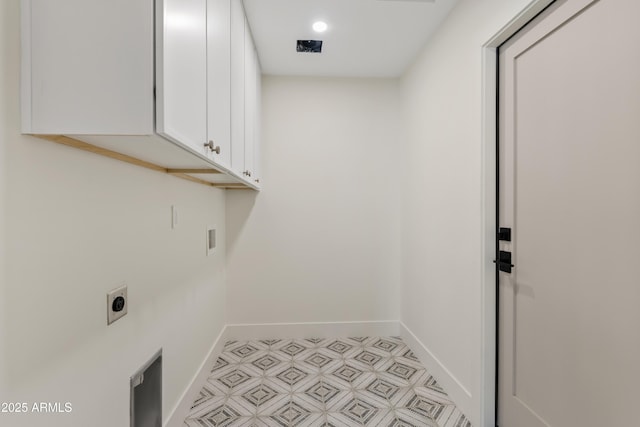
479, 1, 556, 425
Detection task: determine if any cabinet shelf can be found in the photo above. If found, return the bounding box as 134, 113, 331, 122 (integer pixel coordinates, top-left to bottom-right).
33, 134, 259, 190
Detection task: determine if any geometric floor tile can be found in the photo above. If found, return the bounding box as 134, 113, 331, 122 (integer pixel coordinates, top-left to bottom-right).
211, 357, 230, 373
354, 350, 383, 367
271, 401, 312, 426
365, 377, 400, 400
386, 362, 418, 382
230, 343, 260, 360
304, 381, 341, 405
339, 398, 378, 424
191, 386, 217, 409
275, 366, 309, 386
424, 375, 447, 395
331, 364, 363, 383
184, 337, 472, 427
241, 384, 280, 407
217, 369, 252, 389
405, 394, 446, 420
278, 342, 307, 357
372, 338, 400, 353
402, 349, 420, 363
303, 352, 334, 369
260, 339, 282, 346
326, 340, 353, 355
199, 405, 241, 427
252, 354, 283, 372
389, 416, 438, 427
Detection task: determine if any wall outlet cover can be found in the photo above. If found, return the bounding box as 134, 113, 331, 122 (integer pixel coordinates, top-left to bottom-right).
107, 284, 128, 325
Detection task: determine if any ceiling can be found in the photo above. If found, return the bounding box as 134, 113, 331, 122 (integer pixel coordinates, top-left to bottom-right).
242, 0, 460, 78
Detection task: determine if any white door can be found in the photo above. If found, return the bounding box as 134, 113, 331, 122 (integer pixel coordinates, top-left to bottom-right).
206, 0, 232, 167
156, 0, 208, 155
498, 1, 640, 426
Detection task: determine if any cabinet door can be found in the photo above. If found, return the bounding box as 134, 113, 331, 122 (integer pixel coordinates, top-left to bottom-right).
230, 0, 246, 175
243, 19, 256, 178
156, 0, 208, 155
253, 53, 261, 185
25, 0, 153, 134
206, 0, 231, 167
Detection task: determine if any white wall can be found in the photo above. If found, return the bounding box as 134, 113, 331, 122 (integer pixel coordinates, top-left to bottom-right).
226, 76, 402, 326
399, 0, 536, 425
0, 1, 227, 426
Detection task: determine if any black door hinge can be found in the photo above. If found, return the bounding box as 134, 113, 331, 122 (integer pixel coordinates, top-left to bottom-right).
493, 250, 514, 273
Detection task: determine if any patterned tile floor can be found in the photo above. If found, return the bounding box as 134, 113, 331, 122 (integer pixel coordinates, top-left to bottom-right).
184, 337, 471, 427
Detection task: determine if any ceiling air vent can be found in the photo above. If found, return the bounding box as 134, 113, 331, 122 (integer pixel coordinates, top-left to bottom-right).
297, 40, 323, 53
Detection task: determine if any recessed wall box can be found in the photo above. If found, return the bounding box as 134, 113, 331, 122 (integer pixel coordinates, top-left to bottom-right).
207, 227, 216, 256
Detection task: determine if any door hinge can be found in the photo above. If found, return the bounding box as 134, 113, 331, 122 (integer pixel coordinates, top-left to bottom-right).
493, 250, 514, 273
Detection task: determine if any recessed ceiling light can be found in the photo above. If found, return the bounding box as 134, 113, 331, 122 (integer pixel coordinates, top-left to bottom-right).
312, 21, 328, 33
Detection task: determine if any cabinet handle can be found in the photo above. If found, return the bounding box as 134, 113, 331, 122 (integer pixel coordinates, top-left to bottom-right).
243, 170, 252, 177
204, 141, 221, 154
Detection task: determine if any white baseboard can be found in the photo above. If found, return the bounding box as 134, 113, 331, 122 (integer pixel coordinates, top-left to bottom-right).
164, 326, 229, 427
399, 322, 474, 422
225, 320, 401, 341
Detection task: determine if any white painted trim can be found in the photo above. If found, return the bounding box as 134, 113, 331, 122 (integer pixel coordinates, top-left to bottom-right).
484, 0, 556, 48
225, 320, 401, 341
400, 322, 473, 419
21, 0, 32, 133
479, 1, 556, 426
164, 326, 230, 427
479, 44, 498, 427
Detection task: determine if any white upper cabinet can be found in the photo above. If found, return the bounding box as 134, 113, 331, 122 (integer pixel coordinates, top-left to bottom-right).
253, 55, 262, 184
156, 0, 208, 156
206, 0, 232, 168
23, 0, 154, 135
230, 0, 246, 175
243, 19, 256, 180
243, 35, 262, 184
230, 0, 261, 184
21, 0, 259, 189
